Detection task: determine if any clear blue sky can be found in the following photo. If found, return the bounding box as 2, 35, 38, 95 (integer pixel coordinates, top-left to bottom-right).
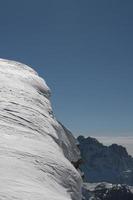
0, 0, 133, 136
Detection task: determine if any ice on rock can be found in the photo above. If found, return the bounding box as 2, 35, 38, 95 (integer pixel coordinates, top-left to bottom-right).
0, 59, 82, 200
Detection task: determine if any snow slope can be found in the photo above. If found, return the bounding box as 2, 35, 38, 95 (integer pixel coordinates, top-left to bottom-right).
0, 59, 82, 200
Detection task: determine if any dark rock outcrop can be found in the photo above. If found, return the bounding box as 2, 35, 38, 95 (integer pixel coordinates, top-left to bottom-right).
78, 136, 133, 185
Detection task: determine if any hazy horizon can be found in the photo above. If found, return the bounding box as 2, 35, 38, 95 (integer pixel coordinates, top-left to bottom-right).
84, 135, 133, 156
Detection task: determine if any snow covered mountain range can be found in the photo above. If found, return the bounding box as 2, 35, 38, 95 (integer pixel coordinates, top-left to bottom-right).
82, 182, 133, 200
0, 59, 82, 200
78, 135, 133, 186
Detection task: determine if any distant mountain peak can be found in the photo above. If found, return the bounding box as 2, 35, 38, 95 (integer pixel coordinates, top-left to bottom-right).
109, 143, 129, 157
78, 135, 103, 146
77, 135, 133, 185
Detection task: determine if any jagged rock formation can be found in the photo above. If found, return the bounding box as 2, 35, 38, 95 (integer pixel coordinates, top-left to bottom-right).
82, 182, 133, 200
0, 59, 82, 200
78, 136, 133, 185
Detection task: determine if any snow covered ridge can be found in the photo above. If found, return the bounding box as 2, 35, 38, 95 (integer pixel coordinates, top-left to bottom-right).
0, 59, 82, 200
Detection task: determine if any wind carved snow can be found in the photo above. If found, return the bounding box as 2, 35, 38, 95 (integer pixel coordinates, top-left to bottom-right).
0, 59, 82, 200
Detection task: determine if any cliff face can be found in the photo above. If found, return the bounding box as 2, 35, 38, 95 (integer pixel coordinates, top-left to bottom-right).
0, 59, 82, 200
78, 136, 133, 185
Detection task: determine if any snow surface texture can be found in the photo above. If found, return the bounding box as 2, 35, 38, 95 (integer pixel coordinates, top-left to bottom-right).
0, 59, 82, 200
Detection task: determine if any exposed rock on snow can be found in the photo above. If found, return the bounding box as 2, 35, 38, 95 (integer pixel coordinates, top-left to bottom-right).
0, 59, 82, 200
78, 136, 133, 185
82, 182, 133, 200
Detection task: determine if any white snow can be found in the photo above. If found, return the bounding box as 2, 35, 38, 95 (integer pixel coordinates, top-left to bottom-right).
0, 59, 82, 200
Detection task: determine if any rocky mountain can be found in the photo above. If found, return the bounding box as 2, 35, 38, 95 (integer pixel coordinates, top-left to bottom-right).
0, 59, 82, 200
78, 136, 133, 186
82, 182, 133, 200
1, 58, 133, 200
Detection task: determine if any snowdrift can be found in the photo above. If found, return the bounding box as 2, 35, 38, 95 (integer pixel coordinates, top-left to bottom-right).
0, 59, 81, 200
